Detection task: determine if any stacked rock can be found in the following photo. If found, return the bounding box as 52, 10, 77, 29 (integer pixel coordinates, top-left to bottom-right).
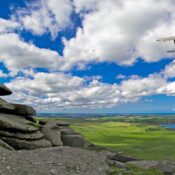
40, 120, 85, 147
0, 84, 86, 151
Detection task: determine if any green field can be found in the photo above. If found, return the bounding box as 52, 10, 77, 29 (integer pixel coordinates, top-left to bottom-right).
71, 119, 175, 160
37, 116, 175, 160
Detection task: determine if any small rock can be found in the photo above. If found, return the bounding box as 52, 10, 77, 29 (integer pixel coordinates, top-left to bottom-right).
127, 160, 158, 169
12, 104, 36, 116
50, 169, 57, 174
109, 153, 140, 163
6, 165, 10, 170
56, 121, 70, 126
114, 161, 126, 169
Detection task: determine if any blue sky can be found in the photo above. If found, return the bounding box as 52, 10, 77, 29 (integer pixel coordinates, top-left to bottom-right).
1, 0, 175, 113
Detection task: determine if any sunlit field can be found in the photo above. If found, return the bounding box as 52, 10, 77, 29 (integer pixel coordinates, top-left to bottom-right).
71, 120, 175, 160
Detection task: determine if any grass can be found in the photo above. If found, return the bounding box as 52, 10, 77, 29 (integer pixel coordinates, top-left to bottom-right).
71, 121, 175, 160
109, 164, 163, 175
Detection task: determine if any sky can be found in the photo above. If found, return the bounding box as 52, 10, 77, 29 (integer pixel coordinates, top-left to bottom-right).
1, 0, 175, 113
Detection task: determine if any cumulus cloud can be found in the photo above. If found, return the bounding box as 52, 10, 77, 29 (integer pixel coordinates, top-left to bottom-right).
120, 74, 167, 100
0, 33, 60, 73
13, 0, 73, 39
162, 60, 175, 78
4, 0, 175, 71
0, 18, 19, 33
60, 0, 175, 70
160, 81, 175, 96
2, 69, 174, 112
4, 72, 121, 111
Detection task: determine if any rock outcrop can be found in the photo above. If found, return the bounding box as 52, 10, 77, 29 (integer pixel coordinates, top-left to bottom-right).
0, 85, 12, 96
0, 84, 86, 150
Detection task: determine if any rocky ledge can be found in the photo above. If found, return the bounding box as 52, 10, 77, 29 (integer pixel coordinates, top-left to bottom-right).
0, 85, 87, 150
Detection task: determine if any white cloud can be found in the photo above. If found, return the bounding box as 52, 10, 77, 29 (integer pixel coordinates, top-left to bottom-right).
14, 0, 73, 39
120, 74, 166, 99
0, 18, 19, 33
116, 74, 127, 80
5, 0, 175, 71
3, 69, 175, 112
162, 60, 175, 78
0, 33, 60, 73
4, 72, 121, 111
60, 0, 175, 70
160, 81, 175, 96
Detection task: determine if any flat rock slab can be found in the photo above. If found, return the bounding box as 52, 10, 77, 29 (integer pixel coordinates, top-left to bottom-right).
0, 130, 44, 140
0, 85, 12, 96
0, 113, 39, 132
2, 137, 52, 150
56, 121, 70, 126
0, 146, 109, 175
109, 153, 140, 163
127, 160, 159, 169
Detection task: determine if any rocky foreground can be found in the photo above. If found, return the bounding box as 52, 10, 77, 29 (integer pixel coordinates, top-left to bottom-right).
0, 84, 175, 175
0, 147, 109, 175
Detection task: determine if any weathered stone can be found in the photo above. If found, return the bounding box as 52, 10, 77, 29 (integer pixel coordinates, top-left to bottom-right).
2, 137, 52, 150
0, 145, 9, 151
24, 115, 36, 123
0, 113, 39, 132
0, 85, 12, 96
0, 139, 14, 150
60, 127, 78, 135
157, 162, 175, 175
61, 134, 85, 147
12, 104, 36, 116
39, 119, 48, 125
127, 160, 159, 169
0, 147, 109, 175
41, 123, 62, 146
56, 121, 70, 126
109, 153, 140, 163
0, 98, 15, 112
0, 130, 44, 140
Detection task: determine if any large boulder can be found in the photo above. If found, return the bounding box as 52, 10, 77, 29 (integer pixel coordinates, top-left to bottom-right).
12, 104, 36, 116
61, 134, 85, 147
41, 122, 63, 146
0, 85, 12, 96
